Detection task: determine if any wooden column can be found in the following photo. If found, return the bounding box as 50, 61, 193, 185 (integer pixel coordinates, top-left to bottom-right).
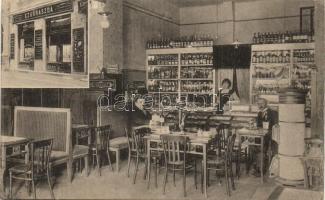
311, 0, 325, 138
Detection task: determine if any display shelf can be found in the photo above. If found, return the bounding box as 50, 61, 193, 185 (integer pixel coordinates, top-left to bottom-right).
250, 43, 315, 125
146, 47, 215, 108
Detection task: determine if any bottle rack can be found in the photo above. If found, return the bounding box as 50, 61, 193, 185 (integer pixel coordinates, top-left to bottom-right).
146, 47, 215, 108
250, 43, 315, 126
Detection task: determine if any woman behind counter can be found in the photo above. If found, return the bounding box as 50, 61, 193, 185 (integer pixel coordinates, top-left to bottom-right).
217, 78, 240, 110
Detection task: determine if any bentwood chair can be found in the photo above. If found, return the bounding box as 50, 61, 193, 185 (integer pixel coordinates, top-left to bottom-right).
9, 139, 54, 199
161, 134, 197, 197
202, 133, 236, 196
130, 126, 152, 184
72, 126, 92, 177
91, 125, 113, 176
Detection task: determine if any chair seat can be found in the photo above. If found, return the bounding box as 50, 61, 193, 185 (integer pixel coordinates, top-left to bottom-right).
109, 137, 128, 149
51, 151, 69, 163
9, 164, 31, 174
73, 145, 89, 156
206, 155, 225, 165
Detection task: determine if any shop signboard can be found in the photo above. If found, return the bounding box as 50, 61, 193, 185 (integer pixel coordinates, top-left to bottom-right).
13, 1, 73, 24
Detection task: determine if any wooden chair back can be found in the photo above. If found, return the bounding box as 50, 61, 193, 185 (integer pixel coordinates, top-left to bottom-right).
225, 134, 236, 165
132, 126, 150, 156
160, 134, 189, 165
94, 125, 111, 151
74, 127, 92, 146
30, 139, 53, 176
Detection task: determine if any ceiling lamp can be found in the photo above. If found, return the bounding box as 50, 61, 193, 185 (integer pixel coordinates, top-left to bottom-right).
98, 11, 112, 29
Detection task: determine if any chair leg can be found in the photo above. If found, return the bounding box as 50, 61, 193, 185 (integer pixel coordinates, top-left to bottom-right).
201, 162, 203, 194
115, 150, 120, 172
147, 159, 151, 189
47, 169, 55, 199
162, 165, 168, 194
97, 151, 101, 176
85, 156, 89, 176
194, 160, 197, 190
67, 160, 73, 183
173, 164, 176, 187
133, 156, 139, 184
32, 180, 36, 200
230, 164, 236, 190
9, 171, 13, 199
225, 165, 230, 196
107, 150, 113, 172
143, 158, 148, 180
155, 160, 158, 188
183, 167, 186, 197
127, 151, 131, 177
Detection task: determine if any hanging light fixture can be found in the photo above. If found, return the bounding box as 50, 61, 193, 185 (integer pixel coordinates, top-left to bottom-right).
98, 11, 112, 29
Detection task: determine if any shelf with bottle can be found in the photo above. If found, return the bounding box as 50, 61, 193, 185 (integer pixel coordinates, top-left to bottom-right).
147, 54, 178, 66
180, 66, 213, 80
252, 31, 314, 45
181, 80, 214, 93
252, 64, 290, 79
148, 66, 178, 79
251, 50, 291, 64
180, 53, 213, 65
293, 49, 315, 63
147, 80, 178, 93
146, 34, 214, 50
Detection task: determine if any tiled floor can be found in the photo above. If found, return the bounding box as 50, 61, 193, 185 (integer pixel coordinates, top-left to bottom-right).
8, 160, 278, 199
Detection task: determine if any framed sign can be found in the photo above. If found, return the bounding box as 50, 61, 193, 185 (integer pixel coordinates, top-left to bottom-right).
34, 30, 42, 59
90, 79, 117, 91
72, 28, 84, 72
13, 1, 73, 24
300, 7, 314, 33
10, 34, 15, 59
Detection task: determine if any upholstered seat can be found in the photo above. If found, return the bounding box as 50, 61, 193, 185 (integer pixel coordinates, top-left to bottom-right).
51, 151, 69, 162
109, 137, 128, 148
73, 145, 89, 155
109, 136, 129, 172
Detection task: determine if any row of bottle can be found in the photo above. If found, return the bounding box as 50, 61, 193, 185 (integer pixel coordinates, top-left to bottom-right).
148, 67, 178, 79
252, 31, 314, 44
181, 54, 213, 65
150, 94, 178, 107
147, 35, 214, 49
181, 67, 213, 79
292, 80, 311, 91
293, 49, 315, 63
148, 55, 178, 65
252, 50, 291, 63
181, 81, 213, 93
253, 70, 287, 79
148, 81, 178, 92
254, 85, 280, 95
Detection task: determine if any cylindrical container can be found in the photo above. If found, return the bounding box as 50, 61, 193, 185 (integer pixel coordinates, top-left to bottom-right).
277, 88, 306, 183
278, 122, 305, 156
278, 104, 305, 123
278, 154, 304, 181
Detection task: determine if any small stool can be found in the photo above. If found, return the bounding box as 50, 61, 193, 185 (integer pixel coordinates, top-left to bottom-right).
109, 137, 129, 172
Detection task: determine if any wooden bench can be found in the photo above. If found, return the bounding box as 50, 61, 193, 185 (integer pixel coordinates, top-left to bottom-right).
14, 106, 73, 182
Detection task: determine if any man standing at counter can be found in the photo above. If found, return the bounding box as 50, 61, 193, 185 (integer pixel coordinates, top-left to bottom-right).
251, 98, 278, 177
